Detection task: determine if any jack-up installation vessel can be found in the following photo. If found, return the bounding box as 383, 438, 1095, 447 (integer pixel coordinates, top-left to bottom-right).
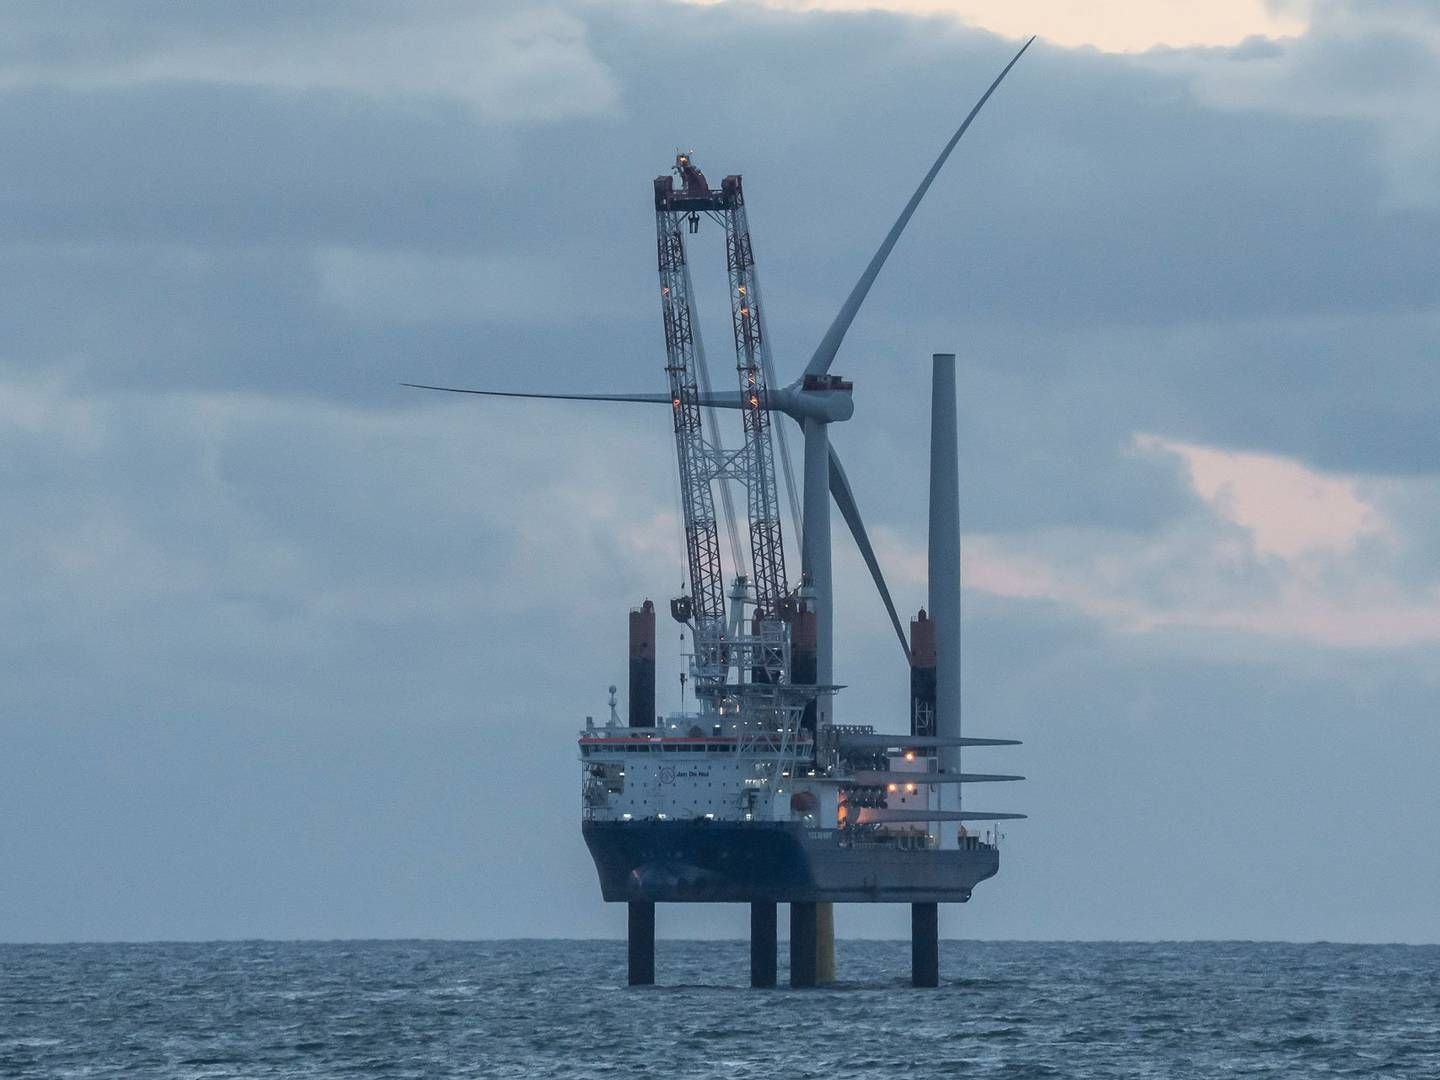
409, 36, 1036, 988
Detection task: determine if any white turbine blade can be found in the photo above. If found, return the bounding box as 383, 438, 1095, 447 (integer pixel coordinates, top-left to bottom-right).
822, 770, 1024, 785
829, 445, 910, 661
835, 733, 1021, 749
854, 809, 1027, 824
403, 383, 748, 408
802, 35, 1035, 380
403, 383, 672, 404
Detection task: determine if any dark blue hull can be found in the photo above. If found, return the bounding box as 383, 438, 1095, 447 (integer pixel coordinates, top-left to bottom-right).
582, 819, 999, 903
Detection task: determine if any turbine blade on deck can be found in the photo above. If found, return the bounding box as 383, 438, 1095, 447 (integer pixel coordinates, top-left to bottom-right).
811, 771, 1024, 785
854, 809, 1027, 824
833, 733, 1021, 749
801, 35, 1035, 380
840, 771, 1024, 785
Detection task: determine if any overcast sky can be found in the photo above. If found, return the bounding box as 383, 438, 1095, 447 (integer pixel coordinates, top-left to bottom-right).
2, 0, 1438, 944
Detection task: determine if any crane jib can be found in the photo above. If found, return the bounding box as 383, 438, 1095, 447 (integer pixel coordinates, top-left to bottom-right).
655, 210, 725, 639
654, 157, 792, 686
722, 175, 789, 626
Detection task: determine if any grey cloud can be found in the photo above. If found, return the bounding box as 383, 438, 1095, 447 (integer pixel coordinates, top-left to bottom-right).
3, 0, 1440, 942
1175, 0, 1440, 206
0, 86, 518, 249
0, 1, 619, 124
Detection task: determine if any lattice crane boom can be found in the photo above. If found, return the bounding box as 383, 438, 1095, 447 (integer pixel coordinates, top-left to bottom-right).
721, 174, 789, 621
654, 167, 728, 671
653, 154, 792, 690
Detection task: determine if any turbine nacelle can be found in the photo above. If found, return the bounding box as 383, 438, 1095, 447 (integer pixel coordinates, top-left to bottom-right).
772, 376, 855, 424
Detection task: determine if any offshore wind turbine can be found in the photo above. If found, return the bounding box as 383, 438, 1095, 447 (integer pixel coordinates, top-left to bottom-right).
407, 35, 1034, 989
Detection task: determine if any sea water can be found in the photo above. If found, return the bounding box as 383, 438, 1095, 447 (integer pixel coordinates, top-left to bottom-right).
2, 940, 1437, 1077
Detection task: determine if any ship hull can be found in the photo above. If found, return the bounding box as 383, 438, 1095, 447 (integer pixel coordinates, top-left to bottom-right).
582, 819, 998, 903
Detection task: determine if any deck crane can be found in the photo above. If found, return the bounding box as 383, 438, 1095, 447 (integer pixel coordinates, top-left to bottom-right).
653, 155, 793, 692
652, 157, 730, 687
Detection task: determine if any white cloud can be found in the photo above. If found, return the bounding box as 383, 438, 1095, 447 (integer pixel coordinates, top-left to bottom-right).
674, 0, 1307, 52
0, 8, 620, 124
871, 433, 1440, 649
1136, 433, 1387, 558
0, 371, 678, 661
1160, 0, 1440, 207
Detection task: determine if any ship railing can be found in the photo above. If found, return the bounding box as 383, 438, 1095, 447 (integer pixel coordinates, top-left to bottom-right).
578, 732, 814, 758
